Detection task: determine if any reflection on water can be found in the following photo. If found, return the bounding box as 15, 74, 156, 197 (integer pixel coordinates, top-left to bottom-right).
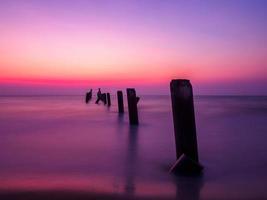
124, 126, 138, 196
0, 95, 267, 199
172, 175, 203, 200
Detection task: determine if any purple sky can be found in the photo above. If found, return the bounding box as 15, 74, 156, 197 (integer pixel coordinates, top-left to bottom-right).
0, 0, 266, 95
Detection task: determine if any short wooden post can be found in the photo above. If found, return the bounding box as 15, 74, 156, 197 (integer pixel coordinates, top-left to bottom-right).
102, 93, 107, 105
107, 93, 111, 106
85, 89, 92, 103
117, 91, 124, 113
127, 88, 139, 125
170, 79, 202, 174
85, 93, 90, 103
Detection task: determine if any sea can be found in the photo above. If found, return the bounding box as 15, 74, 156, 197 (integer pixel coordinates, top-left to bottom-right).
0, 95, 267, 199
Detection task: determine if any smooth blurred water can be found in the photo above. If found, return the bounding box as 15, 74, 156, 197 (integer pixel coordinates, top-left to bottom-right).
0, 95, 267, 199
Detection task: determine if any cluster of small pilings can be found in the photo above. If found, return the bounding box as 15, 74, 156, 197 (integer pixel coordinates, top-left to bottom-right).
85, 88, 139, 125
115, 88, 139, 125
85, 79, 203, 176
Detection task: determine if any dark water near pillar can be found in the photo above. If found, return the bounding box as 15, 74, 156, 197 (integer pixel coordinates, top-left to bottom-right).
0, 95, 267, 199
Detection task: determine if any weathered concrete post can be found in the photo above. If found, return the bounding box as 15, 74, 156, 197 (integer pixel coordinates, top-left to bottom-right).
107, 93, 111, 106
117, 91, 124, 113
169, 79, 202, 174
127, 88, 139, 125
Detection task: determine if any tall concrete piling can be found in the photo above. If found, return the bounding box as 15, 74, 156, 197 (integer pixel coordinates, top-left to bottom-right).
107, 93, 111, 107
117, 91, 124, 113
169, 79, 203, 174
127, 88, 139, 125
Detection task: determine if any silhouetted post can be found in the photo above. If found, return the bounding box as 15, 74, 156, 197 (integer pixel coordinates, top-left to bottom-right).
102, 93, 107, 105
107, 93, 111, 106
117, 91, 124, 113
85, 89, 92, 103
170, 79, 202, 174
127, 88, 139, 125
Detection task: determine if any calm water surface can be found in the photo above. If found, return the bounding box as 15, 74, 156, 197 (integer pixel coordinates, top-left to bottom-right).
0, 95, 267, 199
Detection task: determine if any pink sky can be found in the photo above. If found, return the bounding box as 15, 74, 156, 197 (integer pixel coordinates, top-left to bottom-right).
0, 0, 266, 95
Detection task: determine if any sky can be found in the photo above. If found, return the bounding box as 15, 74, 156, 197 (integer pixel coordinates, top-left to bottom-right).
0, 0, 266, 95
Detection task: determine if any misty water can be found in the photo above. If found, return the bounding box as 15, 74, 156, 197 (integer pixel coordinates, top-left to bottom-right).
0, 95, 267, 199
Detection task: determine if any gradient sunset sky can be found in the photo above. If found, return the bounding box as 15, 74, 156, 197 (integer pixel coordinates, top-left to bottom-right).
0, 0, 266, 95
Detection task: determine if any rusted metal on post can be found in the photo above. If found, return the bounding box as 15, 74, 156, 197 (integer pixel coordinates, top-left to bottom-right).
117, 91, 124, 113
127, 88, 139, 125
